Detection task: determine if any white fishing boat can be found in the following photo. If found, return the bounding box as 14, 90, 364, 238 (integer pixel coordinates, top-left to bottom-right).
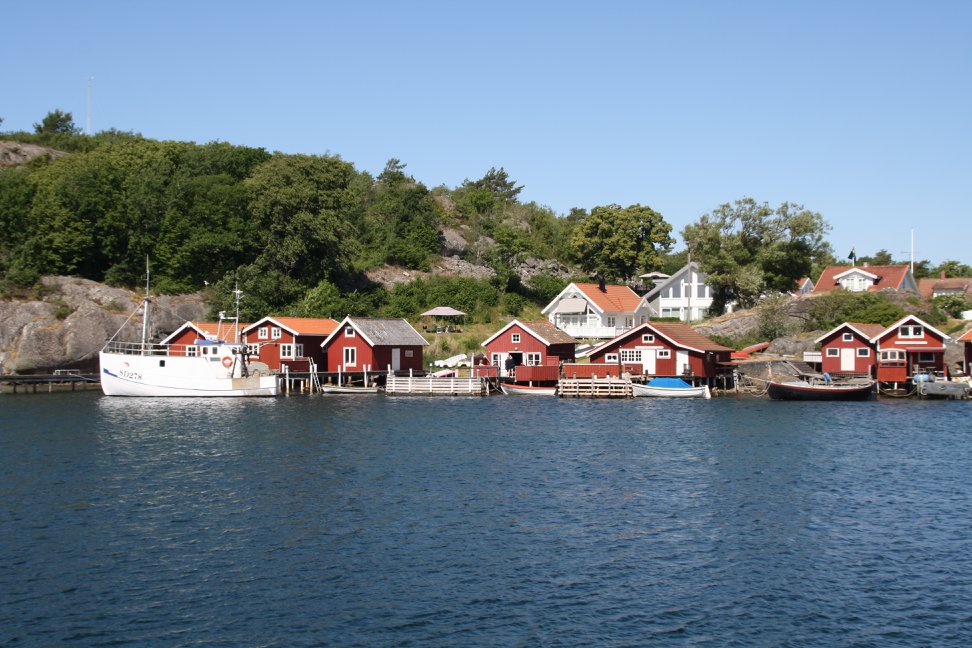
99, 265, 278, 397
632, 377, 711, 399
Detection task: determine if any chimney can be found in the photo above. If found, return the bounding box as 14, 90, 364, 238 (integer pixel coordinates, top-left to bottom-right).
941, 271, 946, 279
598, 276, 606, 292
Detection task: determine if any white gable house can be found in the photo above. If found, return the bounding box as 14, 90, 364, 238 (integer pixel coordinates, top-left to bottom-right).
640, 262, 717, 322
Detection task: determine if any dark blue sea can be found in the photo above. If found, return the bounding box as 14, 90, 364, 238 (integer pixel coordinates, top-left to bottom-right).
2, 393, 971, 646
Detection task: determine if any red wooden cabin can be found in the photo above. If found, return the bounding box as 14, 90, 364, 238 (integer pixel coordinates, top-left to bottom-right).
321, 317, 428, 374
814, 322, 884, 375
587, 322, 732, 382
874, 315, 949, 383
159, 320, 249, 356
241, 317, 338, 372
960, 328, 972, 376
481, 319, 577, 379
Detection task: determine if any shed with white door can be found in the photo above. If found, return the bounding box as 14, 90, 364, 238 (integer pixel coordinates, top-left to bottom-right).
320, 317, 428, 374
587, 322, 732, 382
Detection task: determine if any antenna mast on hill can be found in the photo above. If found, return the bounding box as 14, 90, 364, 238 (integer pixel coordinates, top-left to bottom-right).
86, 77, 94, 135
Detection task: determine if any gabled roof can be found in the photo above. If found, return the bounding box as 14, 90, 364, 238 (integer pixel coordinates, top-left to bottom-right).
643, 262, 702, 301
542, 282, 644, 315
958, 328, 972, 342
321, 317, 428, 348
917, 277, 972, 298
875, 314, 950, 343
160, 321, 249, 344
813, 265, 913, 293
814, 322, 887, 345
242, 316, 339, 337
481, 319, 577, 348
589, 321, 732, 356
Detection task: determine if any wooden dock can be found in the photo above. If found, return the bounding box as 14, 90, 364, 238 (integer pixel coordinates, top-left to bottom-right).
385, 373, 489, 396
1, 371, 101, 394
558, 376, 633, 398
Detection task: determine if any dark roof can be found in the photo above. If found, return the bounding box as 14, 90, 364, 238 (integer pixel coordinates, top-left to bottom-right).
351, 317, 428, 346
521, 321, 578, 345
649, 322, 734, 352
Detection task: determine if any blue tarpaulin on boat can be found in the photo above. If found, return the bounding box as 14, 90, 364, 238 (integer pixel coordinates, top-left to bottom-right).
646, 377, 693, 389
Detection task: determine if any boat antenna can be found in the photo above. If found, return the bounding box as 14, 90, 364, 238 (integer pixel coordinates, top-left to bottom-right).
233, 282, 243, 344
140, 255, 151, 354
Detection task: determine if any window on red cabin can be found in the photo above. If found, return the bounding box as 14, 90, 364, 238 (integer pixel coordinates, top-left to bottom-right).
857, 348, 870, 357
258, 327, 268, 340
512, 333, 520, 343
827, 348, 839, 357
843, 333, 854, 341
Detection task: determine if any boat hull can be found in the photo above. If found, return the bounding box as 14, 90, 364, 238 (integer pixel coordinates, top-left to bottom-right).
100, 352, 278, 397
500, 383, 557, 396
767, 380, 873, 401
632, 383, 711, 398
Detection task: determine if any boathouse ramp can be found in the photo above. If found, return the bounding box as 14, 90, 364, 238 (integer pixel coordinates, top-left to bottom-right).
385, 373, 489, 396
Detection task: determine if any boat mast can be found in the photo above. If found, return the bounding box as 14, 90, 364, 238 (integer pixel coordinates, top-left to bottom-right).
140, 256, 151, 354
233, 283, 243, 344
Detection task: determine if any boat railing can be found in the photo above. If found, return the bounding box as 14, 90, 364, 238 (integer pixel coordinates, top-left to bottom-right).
103, 340, 192, 356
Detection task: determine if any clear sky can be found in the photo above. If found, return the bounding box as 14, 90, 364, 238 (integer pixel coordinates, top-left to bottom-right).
3, 1, 970, 264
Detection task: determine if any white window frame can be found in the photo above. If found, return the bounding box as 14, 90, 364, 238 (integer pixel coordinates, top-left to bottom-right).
899, 325, 923, 339
642, 334, 654, 344
857, 347, 870, 357
606, 316, 616, 328
247, 344, 260, 356
512, 333, 521, 343
605, 353, 619, 363
881, 349, 905, 362
620, 349, 641, 363
343, 347, 357, 367
186, 346, 198, 357
827, 348, 839, 357
271, 327, 282, 340
526, 352, 542, 365
843, 333, 854, 342
657, 349, 671, 359
345, 326, 356, 338
258, 327, 268, 340
280, 344, 295, 359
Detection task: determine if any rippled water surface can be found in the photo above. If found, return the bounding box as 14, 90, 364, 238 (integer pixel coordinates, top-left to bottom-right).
2, 393, 972, 646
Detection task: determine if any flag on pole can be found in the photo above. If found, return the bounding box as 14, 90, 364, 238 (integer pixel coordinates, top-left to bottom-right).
848, 247, 857, 263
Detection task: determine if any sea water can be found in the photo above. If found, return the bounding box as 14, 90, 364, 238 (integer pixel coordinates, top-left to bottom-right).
2, 393, 971, 646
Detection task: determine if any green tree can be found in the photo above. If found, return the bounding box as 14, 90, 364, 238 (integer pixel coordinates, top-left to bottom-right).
245, 153, 363, 285
682, 198, 832, 312
857, 249, 894, 266
933, 294, 971, 318
570, 203, 674, 281
33, 110, 80, 135
807, 291, 906, 330
933, 260, 972, 278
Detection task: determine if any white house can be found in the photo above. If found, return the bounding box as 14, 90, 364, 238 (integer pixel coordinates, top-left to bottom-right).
542, 281, 651, 339
640, 262, 716, 322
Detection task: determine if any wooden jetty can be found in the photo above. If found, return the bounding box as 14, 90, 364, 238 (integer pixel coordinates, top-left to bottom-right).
1, 370, 100, 394
558, 376, 633, 398
385, 370, 489, 396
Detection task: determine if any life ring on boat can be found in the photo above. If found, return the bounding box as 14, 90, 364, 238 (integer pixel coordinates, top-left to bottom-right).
221, 356, 233, 368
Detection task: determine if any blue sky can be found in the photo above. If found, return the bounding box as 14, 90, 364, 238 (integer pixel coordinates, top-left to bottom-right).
3, 1, 970, 264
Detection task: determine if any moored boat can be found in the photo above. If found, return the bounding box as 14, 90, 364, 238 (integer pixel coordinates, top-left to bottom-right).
500, 383, 557, 396
99, 266, 277, 397
767, 379, 874, 401
632, 377, 711, 399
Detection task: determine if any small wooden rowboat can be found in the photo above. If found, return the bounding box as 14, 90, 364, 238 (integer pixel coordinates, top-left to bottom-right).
767, 379, 874, 401
500, 383, 557, 396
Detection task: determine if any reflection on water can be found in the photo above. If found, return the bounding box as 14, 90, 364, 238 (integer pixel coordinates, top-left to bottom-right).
2, 393, 972, 646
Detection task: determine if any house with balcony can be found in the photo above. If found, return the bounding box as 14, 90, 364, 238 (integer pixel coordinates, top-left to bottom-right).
542, 281, 650, 339
812, 265, 918, 294
640, 261, 717, 321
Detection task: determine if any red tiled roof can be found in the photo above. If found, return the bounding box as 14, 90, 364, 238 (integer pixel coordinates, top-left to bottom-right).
273, 317, 340, 336
813, 265, 911, 293
649, 322, 734, 352
918, 277, 972, 298
845, 322, 887, 340
958, 328, 972, 343
573, 283, 643, 313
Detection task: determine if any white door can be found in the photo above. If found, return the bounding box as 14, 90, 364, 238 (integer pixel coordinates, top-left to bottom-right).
676, 350, 689, 375
643, 349, 656, 375
392, 348, 401, 371
840, 348, 855, 371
